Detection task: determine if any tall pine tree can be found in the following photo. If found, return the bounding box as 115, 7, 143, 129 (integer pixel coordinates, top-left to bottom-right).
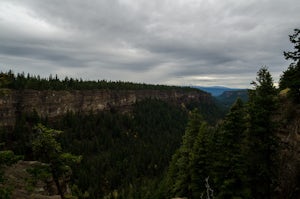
280, 28, 300, 103
213, 98, 250, 198
165, 110, 207, 198
247, 67, 278, 199
189, 121, 214, 199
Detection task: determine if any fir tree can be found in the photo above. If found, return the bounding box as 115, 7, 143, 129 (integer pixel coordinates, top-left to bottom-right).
32, 124, 81, 199
213, 98, 250, 198
189, 121, 213, 199
280, 28, 300, 103
165, 110, 204, 198
247, 67, 278, 199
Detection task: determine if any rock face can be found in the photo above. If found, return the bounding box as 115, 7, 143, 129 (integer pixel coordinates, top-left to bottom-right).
275, 99, 300, 198
3, 161, 68, 199
0, 89, 211, 126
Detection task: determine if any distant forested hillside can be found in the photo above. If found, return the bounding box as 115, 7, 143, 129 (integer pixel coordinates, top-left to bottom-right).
193, 86, 245, 96
216, 89, 248, 110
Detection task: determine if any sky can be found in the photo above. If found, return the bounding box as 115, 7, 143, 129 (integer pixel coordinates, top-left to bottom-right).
0, 0, 299, 88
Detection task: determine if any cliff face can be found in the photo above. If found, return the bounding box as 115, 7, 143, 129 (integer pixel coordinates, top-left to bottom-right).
0, 89, 211, 126
275, 99, 300, 198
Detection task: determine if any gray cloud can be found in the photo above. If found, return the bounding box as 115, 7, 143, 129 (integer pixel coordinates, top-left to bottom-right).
0, 0, 299, 88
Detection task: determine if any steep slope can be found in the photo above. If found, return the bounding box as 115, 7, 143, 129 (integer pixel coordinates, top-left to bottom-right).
216, 89, 248, 109
193, 86, 245, 96
275, 97, 300, 198
3, 161, 65, 199
0, 89, 212, 126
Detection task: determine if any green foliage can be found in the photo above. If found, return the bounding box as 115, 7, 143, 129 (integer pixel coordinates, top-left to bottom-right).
0, 144, 23, 199
0, 150, 22, 166
163, 67, 281, 199
0, 98, 190, 198
189, 121, 214, 199
0, 71, 198, 92
33, 99, 188, 198
0, 187, 13, 199
31, 124, 82, 199
164, 110, 214, 199
283, 28, 300, 62
280, 28, 300, 103
32, 123, 63, 162
212, 98, 250, 198
0, 71, 14, 88
71, 184, 89, 199
247, 67, 279, 199
26, 164, 52, 184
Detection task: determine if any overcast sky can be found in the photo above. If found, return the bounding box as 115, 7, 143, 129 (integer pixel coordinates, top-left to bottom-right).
0, 0, 299, 88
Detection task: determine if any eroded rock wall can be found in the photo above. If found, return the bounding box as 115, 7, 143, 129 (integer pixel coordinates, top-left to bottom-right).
0, 89, 210, 126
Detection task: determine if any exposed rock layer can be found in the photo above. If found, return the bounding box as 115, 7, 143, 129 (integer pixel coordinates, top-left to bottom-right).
0, 89, 211, 126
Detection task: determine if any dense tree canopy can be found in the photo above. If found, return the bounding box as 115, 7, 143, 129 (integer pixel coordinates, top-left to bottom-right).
0, 70, 197, 92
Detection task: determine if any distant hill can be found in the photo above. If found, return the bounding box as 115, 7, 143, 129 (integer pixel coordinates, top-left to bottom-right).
192, 86, 245, 96
192, 86, 248, 111
216, 90, 249, 109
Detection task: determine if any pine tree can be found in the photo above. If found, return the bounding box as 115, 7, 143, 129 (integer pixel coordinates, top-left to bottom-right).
165, 110, 204, 198
32, 124, 81, 199
213, 98, 250, 198
189, 121, 213, 199
247, 67, 278, 199
280, 29, 300, 103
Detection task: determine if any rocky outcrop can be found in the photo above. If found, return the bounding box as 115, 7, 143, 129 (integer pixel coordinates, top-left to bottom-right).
275, 98, 300, 199
0, 89, 211, 126
3, 161, 67, 199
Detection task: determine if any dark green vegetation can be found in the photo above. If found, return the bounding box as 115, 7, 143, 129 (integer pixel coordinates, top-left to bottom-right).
1, 29, 300, 199
0, 144, 22, 199
193, 86, 245, 97
161, 29, 300, 199
215, 89, 248, 110
31, 124, 82, 199
280, 28, 300, 103
0, 97, 200, 198
163, 67, 277, 199
0, 71, 195, 91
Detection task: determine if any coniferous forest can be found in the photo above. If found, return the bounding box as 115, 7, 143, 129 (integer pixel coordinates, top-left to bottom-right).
0, 29, 300, 199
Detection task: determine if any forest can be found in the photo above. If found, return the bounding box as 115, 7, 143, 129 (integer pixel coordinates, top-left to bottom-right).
0, 70, 196, 92
0, 29, 300, 199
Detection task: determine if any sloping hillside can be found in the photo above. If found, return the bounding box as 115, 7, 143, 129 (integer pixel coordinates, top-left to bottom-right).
3, 161, 64, 199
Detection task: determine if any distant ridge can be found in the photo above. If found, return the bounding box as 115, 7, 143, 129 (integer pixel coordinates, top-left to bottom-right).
192, 86, 245, 96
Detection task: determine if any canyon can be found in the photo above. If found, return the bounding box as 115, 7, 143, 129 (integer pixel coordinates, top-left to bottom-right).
0, 88, 211, 126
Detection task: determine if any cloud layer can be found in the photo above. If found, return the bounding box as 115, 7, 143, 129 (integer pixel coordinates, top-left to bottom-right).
0, 0, 299, 87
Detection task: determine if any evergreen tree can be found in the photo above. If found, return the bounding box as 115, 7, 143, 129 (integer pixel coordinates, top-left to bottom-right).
32, 124, 81, 199
280, 28, 300, 103
247, 67, 278, 199
0, 143, 23, 199
189, 121, 213, 199
165, 110, 204, 198
283, 28, 300, 62
213, 98, 250, 198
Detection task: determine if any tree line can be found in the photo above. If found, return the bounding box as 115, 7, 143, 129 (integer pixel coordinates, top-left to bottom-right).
0, 71, 197, 92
